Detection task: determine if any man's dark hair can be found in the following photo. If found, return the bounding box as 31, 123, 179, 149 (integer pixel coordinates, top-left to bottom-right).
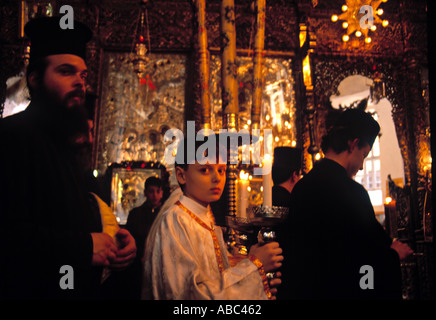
144, 176, 163, 191
320, 128, 370, 154
321, 109, 380, 154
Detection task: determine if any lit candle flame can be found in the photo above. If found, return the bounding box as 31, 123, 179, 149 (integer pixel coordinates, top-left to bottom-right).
239, 170, 249, 180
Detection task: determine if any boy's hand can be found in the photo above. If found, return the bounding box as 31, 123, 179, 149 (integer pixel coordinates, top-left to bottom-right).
249, 242, 283, 273
268, 271, 282, 299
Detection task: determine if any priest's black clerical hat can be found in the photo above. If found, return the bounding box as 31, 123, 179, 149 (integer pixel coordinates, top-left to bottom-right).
273, 147, 302, 171
272, 147, 302, 184
24, 16, 92, 63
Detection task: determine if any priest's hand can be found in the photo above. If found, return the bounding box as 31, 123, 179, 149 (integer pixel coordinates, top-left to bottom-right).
110, 228, 137, 271
91, 232, 117, 267
391, 239, 413, 260
249, 242, 283, 273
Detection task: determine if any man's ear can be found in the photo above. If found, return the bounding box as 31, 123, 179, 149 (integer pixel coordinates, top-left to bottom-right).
290, 170, 299, 182
175, 166, 186, 186
27, 71, 39, 91
348, 138, 360, 152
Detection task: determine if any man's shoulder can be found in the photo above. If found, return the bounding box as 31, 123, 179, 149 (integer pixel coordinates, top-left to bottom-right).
129, 201, 147, 212
272, 185, 289, 193
0, 110, 37, 141
291, 164, 350, 204
299, 160, 349, 187
127, 207, 140, 219
1, 112, 39, 155
0, 109, 33, 124
272, 185, 291, 206
127, 202, 149, 220
348, 179, 372, 203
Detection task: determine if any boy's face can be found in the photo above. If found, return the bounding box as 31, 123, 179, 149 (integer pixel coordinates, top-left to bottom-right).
145, 185, 164, 208
176, 162, 227, 207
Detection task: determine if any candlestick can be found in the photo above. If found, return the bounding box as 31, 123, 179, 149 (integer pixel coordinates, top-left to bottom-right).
384, 197, 397, 239
262, 155, 272, 207
238, 170, 249, 218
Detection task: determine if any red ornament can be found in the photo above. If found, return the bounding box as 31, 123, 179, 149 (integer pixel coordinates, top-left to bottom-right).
146, 74, 156, 90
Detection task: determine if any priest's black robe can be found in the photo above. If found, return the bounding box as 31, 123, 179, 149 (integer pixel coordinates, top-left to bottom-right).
277, 158, 402, 299
0, 104, 103, 299
272, 185, 291, 208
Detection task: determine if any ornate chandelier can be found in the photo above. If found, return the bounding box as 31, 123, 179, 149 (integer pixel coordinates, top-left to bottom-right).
133, 0, 151, 83
331, 0, 389, 43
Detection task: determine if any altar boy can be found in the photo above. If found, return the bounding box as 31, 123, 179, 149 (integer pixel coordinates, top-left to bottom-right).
142, 134, 283, 299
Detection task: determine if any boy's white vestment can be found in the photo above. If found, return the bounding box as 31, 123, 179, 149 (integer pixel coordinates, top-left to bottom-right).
142, 194, 269, 300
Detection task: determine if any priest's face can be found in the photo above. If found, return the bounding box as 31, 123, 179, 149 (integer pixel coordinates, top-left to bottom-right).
42, 54, 87, 110
176, 161, 227, 207
29, 54, 90, 141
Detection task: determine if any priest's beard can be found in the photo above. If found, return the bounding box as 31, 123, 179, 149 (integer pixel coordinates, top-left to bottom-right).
32, 85, 90, 147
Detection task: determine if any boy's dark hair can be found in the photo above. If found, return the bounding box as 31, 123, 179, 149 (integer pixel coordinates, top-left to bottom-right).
174, 134, 228, 169
321, 109, 380, 154
144, 176, 163, 191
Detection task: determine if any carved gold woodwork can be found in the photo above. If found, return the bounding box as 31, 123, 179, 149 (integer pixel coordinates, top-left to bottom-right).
220, 0, 239, 130
195, 0, 212, 130
250, 0, 265, 131
95, 52, 187, 173
209, 55, 297, 150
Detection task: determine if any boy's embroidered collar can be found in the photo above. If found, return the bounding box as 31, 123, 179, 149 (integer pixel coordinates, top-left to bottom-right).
179, 195, 211, 222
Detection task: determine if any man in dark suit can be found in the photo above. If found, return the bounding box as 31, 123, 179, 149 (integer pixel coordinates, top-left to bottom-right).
272, 146, 302, 208
278, 109, 413, 299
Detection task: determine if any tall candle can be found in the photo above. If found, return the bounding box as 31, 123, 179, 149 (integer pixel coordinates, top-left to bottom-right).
238, 170, 249, 218
384, 197, 397, 239
262, 155, 272, 207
